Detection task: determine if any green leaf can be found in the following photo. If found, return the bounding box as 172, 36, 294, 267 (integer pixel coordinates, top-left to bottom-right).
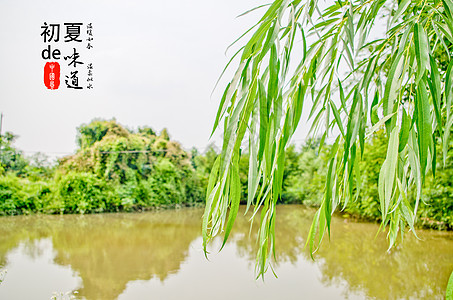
443, 0, 453, 19
211, 84, 233, 137
367, 112, 397, 138
361, 55, 377, 91
221, 156, 241, 250
444, 115, 453, 165
292, 83, 305, 131
399, 108, 410, 152
428, 56, 442, 133
236, 3, 272, 18
324, 156, 336, 237
415, 81, 433, 180
330, 99, 345, 137
414, 23, 430, 83
444, 60, 453, 164
391, 0, 411, 25
383, 52, 404, 127
379, 126, 400, 219
408, 128, 422, 207
247, 106, 260, 213
370, 91, 379, 126
447, 270, 453, 300
258, 80, 269, 162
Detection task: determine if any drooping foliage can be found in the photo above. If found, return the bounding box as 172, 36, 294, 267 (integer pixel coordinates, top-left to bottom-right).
203, 0, 453, 277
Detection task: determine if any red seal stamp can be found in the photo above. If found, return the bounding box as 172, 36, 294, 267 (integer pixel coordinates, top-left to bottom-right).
44, 62, 60, 90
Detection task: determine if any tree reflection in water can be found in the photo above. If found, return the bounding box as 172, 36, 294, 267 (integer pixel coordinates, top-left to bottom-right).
207, 205, 453, 299
0, 206, 451, 300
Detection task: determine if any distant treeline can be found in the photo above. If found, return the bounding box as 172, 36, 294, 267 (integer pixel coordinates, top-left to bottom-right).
0, 119, 451, 229
0, 120, 208, 214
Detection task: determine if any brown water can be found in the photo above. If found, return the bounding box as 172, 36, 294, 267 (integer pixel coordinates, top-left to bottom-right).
0, 205, 451, 300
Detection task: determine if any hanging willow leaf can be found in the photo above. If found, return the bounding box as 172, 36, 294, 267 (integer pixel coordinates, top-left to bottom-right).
414, 23, 430, 83
415, 80, 433, 181
203, 0, 453, 279
447, 270, 453, 300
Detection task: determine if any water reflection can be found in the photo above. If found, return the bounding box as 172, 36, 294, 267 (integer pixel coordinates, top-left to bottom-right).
0, 206, 451, 300
317, 218, 453, 299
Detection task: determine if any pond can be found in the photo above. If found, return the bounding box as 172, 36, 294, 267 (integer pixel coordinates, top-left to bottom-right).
0, 205, 451, 299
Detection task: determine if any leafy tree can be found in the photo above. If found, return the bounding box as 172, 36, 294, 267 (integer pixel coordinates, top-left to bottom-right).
418, 130, 453, 229
159, 128, 171, 141
60, 119, 204, 212
25, 152, 55, 180
281, 142, 329, 205
191, 145, 220, 193
76, 119, 130, 149
137, 126, 156, 137
202, 0, 453, 279
0, 132, 28, 175
344, 130, 388, 221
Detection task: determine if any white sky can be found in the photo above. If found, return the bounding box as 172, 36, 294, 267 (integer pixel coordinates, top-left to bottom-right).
0, 0, 312, 159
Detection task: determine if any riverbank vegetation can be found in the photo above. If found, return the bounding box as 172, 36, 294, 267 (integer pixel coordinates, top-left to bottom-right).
0, 119, 206, 215
0, 119, 451, 230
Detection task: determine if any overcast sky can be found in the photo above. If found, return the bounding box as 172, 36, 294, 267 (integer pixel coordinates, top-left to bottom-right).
0, 0, 310, 159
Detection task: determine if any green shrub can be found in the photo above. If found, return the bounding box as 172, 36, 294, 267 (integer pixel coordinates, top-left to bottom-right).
281, 143, 328, 206
343, 130, 453, 228
0, 174, 51, 215
55, 172, 112, 214
417, 142, 453, 229
115, 180, 153, 210
147, 159, 184, 206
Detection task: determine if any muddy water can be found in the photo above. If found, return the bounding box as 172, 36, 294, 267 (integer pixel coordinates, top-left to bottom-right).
0, 205, 451, 299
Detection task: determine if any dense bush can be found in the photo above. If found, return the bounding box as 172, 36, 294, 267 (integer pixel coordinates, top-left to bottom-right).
343, 131, 387, 221
57, 120, 205, 212
114, 158, 187, 209
269, 132, 452, 230
0, 120, 206, 215
342, 130, 453, 229
281, 143, 328, 205
54, 172, 113, 214
0, 174, 51, 215
417, 141, 453, 229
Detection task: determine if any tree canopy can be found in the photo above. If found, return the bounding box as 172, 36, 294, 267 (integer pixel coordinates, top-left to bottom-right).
202, 0, 453, 279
